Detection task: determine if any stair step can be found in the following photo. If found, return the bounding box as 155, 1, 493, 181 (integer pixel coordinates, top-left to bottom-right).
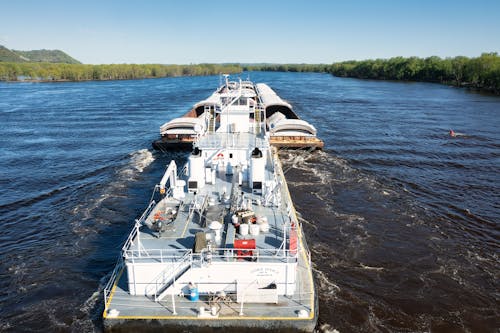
155, 264, 190, 301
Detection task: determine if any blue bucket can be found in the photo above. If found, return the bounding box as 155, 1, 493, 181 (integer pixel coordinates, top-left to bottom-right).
188, 286, 199, 301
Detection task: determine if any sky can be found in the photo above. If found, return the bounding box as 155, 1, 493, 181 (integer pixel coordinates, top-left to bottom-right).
1, 0, 499, 64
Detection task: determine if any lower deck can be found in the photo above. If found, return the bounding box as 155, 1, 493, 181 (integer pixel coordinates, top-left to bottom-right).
104, 226, 316, 331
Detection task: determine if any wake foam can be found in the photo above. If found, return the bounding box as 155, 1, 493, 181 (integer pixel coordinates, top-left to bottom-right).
317, 324, 341, 333
71, 149, 155, 234
130, 148, 155, 172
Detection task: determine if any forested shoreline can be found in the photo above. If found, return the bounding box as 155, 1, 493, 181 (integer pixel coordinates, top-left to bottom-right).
1, 54, 499, 94
329, 53, 500, 94
0, 63, 241, 82
243, 53, 500, 94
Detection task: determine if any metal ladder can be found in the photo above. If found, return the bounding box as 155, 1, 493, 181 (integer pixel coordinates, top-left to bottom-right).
205, 105, 216, 133
254, 103, 264, 135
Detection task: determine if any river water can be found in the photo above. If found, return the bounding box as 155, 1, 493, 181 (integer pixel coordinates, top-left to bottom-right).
0, 72, 498, 332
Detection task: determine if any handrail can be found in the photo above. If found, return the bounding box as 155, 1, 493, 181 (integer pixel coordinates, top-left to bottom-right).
124, 248, 191, 261
103, 257, 124, 312
143, 250, 192, 301
274, 152, 313, 265
238, 279, 258, 315
124, 247, 298, 263
200, 247, 298, 264
121, 200, 156, 253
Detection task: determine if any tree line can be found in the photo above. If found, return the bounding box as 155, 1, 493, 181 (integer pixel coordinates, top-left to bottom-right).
244, 54, 500, 94
242, 63, 330, 73
1, 54, 499, 94
0, 63, 242, 82
329, 53, 500, 94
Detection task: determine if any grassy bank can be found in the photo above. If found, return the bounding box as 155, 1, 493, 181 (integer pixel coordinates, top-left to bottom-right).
0, 63, 241, 82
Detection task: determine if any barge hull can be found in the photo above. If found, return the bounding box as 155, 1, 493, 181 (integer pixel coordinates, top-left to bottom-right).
104, 318, 317, 333
269, 137, 324, 150
152, 139, 194, 151
153, 137, 324, 151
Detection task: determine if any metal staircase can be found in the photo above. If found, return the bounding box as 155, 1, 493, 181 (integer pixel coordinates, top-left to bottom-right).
146, 251, 193, 302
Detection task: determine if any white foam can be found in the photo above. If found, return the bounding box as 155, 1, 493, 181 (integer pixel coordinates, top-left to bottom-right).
319, 324, 341, 333
71, 149, 155, 235
313, 267, 341, 297
359, 263, 384, 271
130, 149, 155, 172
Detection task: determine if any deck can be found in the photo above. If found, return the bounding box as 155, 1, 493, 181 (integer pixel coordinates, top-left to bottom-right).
104, 135, 317, 331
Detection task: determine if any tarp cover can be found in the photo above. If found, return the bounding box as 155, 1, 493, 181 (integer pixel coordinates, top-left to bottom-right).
256, 83, 299, 119
270, 119, 317, 136
160, 117, 206, 135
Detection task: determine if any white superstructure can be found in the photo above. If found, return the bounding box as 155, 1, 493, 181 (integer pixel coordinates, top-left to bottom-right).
154, 77, 323, 151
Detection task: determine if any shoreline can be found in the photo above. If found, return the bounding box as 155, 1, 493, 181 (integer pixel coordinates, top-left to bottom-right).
0, 74, 218, 83
0, 62, 242, 83
329, 74, 500, 96
4, 74, 495, 97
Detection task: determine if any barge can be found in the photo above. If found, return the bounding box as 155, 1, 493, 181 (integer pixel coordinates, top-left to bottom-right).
152, 78, 323, 151
104, 77, 318, 332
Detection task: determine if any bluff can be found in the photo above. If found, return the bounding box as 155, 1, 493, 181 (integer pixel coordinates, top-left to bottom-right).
0, 45, 80, 64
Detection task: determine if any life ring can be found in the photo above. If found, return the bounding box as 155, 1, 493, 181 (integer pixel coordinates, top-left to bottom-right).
154, 212, 164, 220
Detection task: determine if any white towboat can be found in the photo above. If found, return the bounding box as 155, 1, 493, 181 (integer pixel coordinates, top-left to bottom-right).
104, 77, 318, 332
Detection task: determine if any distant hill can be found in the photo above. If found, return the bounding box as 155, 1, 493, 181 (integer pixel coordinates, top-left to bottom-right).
0, 45, 26, 62
13, 49, 81, 64
0, 45, 81, 64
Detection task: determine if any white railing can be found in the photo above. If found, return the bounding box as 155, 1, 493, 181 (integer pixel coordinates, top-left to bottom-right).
121, 200, 156, 253
144, 250, 193, 302
124, 248, 191, 262
274, 152, 313, 266
199, 247, 298, 264
103, 257, 124, 312
123, 246, 298, 264
238, 279, 258, 315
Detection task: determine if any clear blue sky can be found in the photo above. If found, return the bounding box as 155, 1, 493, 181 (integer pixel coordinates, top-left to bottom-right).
1, 0, 499, 64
